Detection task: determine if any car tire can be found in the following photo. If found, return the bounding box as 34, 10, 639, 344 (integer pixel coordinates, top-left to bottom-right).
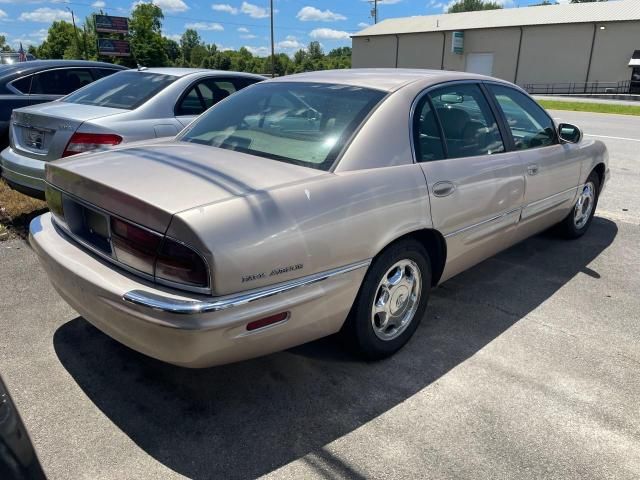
558, 171, 600, 239
342, 239, 431, 360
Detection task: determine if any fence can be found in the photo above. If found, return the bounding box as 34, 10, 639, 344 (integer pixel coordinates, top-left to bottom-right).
523, 81, 631, 95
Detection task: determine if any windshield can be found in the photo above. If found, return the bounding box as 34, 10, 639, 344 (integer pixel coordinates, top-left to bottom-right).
178, 82, 386, 171
61, 71, 176, 110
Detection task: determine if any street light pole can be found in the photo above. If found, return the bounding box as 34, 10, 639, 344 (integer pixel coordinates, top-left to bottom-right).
270, 0, 275, 77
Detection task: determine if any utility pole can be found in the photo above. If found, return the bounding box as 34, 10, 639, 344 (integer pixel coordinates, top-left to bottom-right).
369, 0, 378, 24
67, 7, 85, 60
270, 0, 275, 77
82, 24, 88, 60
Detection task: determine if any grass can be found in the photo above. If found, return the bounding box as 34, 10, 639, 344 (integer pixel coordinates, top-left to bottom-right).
538, 100, 640, 116
0, 179, 47, 239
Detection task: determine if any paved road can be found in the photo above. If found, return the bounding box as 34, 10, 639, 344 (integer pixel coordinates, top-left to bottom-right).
549, 109, 640, 225
1, 111, 639, 479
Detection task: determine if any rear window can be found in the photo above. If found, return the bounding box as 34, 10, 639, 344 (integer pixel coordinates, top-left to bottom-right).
61, 71, 176, 110
179, 82, 386, 171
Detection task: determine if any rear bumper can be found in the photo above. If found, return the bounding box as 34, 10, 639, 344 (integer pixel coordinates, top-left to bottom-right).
0, 146, 46, 194
30, 213, 368, 368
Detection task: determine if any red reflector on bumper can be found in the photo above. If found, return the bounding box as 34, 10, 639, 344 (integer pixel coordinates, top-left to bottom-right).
246, 312, 289, 331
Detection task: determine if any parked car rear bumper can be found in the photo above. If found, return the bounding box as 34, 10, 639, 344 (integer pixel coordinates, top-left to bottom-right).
29, 213, 367, 368
0, 146, 45, 194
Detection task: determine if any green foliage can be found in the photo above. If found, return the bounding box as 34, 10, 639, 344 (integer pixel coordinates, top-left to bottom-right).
447, 0, 503, 12
538, 99, 638, 116
128, 3, 168, 67
36, 21, 77, 59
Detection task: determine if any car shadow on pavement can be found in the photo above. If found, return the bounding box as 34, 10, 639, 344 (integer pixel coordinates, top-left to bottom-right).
53, 217, 617, 480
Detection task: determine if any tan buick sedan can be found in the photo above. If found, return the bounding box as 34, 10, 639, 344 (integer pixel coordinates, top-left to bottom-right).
30, 69, 609, 367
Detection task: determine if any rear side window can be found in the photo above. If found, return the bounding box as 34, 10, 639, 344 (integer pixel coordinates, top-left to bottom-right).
429, 83, 505, 159
62, 71, 177, 110
30, 68, 94, 95
413, 95, 445, 162
487, 84, 558, 150
11, 75, 32, 94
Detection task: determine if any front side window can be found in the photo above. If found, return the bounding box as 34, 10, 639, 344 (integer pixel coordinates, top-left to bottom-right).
30, 68, 94, 95
487, 84, 557, 150
429, 83, 505, 159
413, 95, 445, 162
179, 82, 386, 171
62, 71, 177, 110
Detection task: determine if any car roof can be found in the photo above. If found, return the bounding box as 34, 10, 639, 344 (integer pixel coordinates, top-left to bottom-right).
270, 68, 506, 92
0, 60, 125, 79
138, 67, 265, 79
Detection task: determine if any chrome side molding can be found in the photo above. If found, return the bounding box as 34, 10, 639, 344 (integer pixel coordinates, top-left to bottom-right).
122, 259, 372, 315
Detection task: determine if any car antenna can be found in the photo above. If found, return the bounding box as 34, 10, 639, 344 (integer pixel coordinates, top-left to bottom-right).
137, 64, 148, 71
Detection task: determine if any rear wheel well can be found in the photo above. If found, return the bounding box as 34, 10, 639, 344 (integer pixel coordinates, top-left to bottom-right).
377, 229, 447, 286
592, 163, 605, 192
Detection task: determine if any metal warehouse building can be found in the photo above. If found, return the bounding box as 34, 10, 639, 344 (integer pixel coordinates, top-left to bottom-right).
352, 0, 640, 94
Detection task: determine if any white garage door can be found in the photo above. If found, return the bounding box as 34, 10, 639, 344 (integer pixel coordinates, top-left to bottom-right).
466, 53, 494, 76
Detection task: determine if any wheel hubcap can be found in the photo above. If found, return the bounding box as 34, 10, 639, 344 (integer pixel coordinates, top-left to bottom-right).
371, 259, 422, 341
574, 182, 595, 229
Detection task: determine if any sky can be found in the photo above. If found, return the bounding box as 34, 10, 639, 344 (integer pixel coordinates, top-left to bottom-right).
0, 0, 570, 55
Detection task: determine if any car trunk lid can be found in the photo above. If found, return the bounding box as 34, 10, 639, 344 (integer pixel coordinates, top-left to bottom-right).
46, 141, 329, 233
10, 102, 127, 160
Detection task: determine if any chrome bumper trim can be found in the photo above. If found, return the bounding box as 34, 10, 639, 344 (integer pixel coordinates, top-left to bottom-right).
122, 259, 372, 315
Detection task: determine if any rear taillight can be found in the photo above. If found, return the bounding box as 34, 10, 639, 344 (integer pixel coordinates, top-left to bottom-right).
156, 239, 209, 288
111, 217, 162, 276
62, 132, 122, 157
110, 217, 209, 289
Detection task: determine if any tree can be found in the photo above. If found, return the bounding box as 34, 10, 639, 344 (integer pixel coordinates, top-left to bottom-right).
447, 0, 503, 13
180, 28, 202, 66
307, 41, 323, 61
128, 3, 168, 67
328, 47, 352, 58
36, 21, 76, 59
163, 37, 181, 65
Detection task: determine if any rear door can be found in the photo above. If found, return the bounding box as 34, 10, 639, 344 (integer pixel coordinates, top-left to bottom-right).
416, 81, 526, 281
484, 83, 582, 231
175, 77, 258, 127
28, 68, 95, 99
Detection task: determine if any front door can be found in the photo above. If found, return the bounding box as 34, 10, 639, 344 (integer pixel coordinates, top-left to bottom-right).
415, 82, 525, 282
485, 83, 582, 236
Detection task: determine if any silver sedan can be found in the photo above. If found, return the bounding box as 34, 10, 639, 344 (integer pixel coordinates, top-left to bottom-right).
0, 68, 263, 197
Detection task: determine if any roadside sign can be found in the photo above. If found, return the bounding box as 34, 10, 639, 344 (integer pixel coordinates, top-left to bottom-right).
95, 15, 129, 34
97, 38, 131, 57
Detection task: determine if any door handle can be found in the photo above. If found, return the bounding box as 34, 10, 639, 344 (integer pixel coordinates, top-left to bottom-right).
527, 164, 539, 176
432, 181, 456, 197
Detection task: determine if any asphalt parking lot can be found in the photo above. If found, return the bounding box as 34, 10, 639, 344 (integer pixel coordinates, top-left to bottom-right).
1, 109, 639, 480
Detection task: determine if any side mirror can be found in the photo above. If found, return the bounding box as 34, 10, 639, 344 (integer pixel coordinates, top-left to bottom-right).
558, 123, 582, 144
